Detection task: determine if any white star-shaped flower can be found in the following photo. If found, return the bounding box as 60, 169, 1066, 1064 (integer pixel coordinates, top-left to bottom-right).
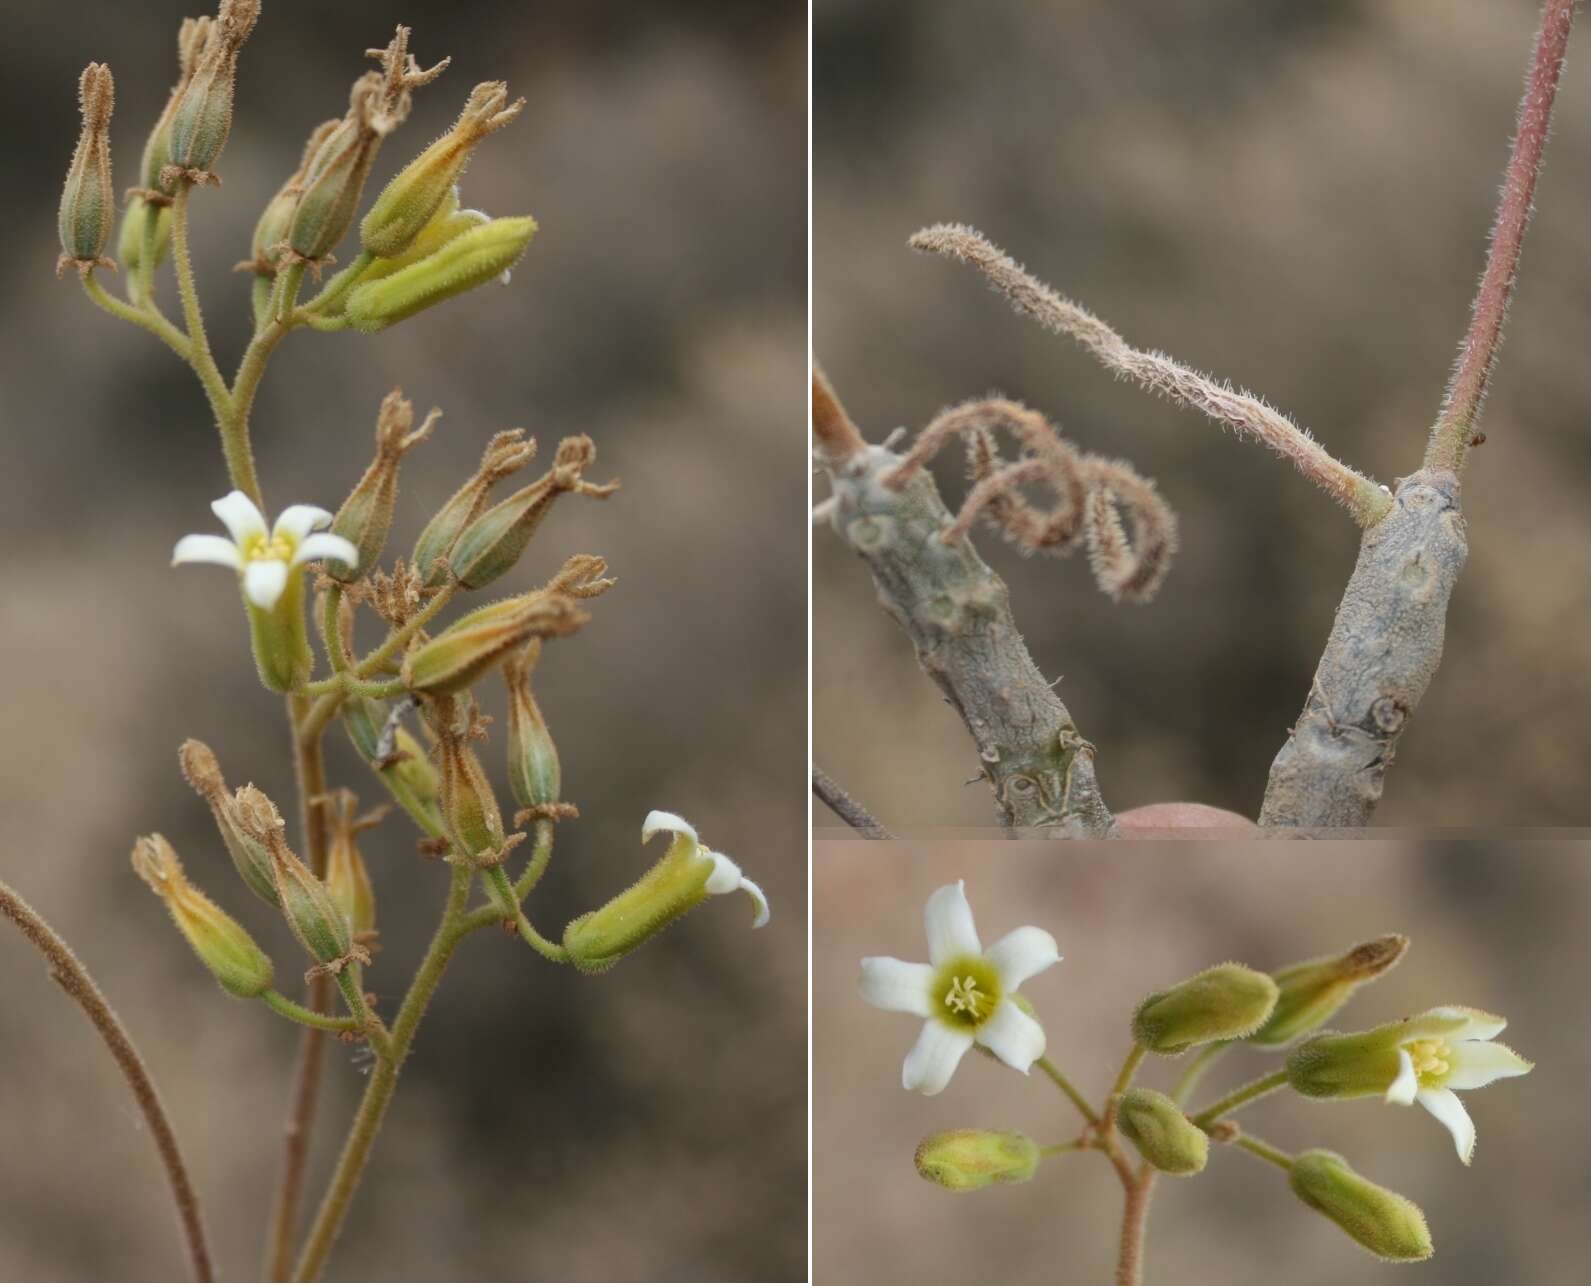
642, 810, 769, 927
1382, 1007, 1533, 1164
172, 491, 358, 610
859, 880, 1060, 1095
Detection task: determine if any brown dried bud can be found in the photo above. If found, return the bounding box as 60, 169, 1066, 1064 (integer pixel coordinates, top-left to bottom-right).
178, 739, 278, 906
241, 118, 338, 277
434, 708, 507, 861
328, 389, 440, 581
57, 64, 115, 279
133, 15, 212, 200
163, 0, 260, 187
403, 592, 588, 697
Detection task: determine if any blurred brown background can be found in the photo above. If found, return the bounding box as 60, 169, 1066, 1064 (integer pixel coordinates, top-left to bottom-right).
814, 0, 1591, 828
815, 839, 1591, 1284
0, 1, 804, 1280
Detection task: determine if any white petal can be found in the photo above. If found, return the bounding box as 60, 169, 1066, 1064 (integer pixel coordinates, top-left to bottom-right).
985, 926, 1061, 990
1386, 1047, 1420, 1105
293, 532, 359, 571
243, 559, 291, 609
211, 491, 268, 547
703, 851, 769, 927
1444, 1040, 1533, 1090
171, 533, 243, 569
858, 957, 934, 1017
1417, 1087, 1477, 1165
272, 504, 334, 547
923, 880, 981, 967
902, 1020, 974, 1096
1407, 1006, 1506, 1042
975, 998, 1047, 1073
642, 810, 698, 846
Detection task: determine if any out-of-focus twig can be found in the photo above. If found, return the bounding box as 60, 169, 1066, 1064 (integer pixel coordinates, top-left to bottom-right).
812, 765, 895, 839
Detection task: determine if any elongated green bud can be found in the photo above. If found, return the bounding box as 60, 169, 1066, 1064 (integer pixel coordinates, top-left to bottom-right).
133, 15, 212, 200
324, 793, 378, 942
235, 786, 365, 979
345, 216, 538, 332
361, 81, 524, 258
504, 640, 562, 816
57, 64, 116, 279
1114, 1089, 1209, 1176
132, 834, 273, 999
241, 118, 338, 277
914, 1130, 1040, 1192
1251, 935, 1408, 1047
328, 389, 439, 580
350, 194, 485, 291
286, 75, 385, 264
343, 699, 447, 837
413, 430, 536, 582
434, 711, 507, 862
1289, 1150, 1433, 1261
118, 197, 174, 298
1133, 963, 1279, 1055
177, 738, 278, 906
163, 0, 260, 187
446, 436, 619, 590
404, 592, 587, 697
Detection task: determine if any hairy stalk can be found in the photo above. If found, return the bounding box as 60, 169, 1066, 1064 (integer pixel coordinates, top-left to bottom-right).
1, 879, 213, 1281
264, 696, 336, 1281
814, 372, 1113, 834
513, 819, 556, 901
1169, 1041, 1228, 1107
811, 765, 894, 839
1233, 1133, 1295, 1172
1190, 1069, 1290, 1129
293, 867, 476, 1282
1262, 0, 1576, 828
1115, 1170, 1156, 1286
262, 989, 362, 1033
1428, 0, 1577, 471
1035, 1054, 1099, 1125
908, 224, 1389, 526
82, 272, 194, 361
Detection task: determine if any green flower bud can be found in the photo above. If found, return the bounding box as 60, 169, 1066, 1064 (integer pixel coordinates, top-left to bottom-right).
434, 713, 507, 862
177, 738, 278, 906
1289, 1150, 1433, 1262
349, 194, 486, 293
914, 1129, 1040, 1192
361, 81, 524, 258
344, 216, 539, 332
57, 64, 116, 279
404, 592, 588, 697
1113, 1089, 1209, 1176
118, 196, 174, 299
412, 430, 536, 583
286, 74, 386, 264
324, 793, 377, 942
563, 811, 768, 973
343, 699, 448, 838
134, 15, 212, 199
131, 834, 273, 999
235, 786, 365, 980
1132, 963, 1279, 1056
241, 118, 338, 277
503, 640, 561, 815
328, 389, 439, 581
445, 436, 619, 591
163, 0, 260, 187
1251, 935, 1409, 1048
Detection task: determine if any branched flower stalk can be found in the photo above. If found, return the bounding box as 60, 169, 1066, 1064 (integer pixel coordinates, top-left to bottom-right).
815, 0, 1579, 832
12, 5, 772, 1280
861, 882, 1531, 1283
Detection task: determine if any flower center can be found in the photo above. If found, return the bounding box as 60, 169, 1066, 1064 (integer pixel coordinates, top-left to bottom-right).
1404, 1038, 1452, 1084
243, 533, 294, 564
930, 956, 1001, 1029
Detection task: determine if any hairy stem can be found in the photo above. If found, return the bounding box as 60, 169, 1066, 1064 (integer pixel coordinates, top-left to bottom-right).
1190, 1069, 1290, 1129
82, 272, 194, 362
1169, 1041, 1229, 1107
1, 879, 213, 1281
262, 990, 362, 1034
812, 366, 867, 463
1115, 1172, 1156, 1286
1233, 1132, 1295, 1172
1427, 0, 1578, 471
1035, 1054, 1099, 1126
292, 867, 475, 1282
811, 765, 894, 839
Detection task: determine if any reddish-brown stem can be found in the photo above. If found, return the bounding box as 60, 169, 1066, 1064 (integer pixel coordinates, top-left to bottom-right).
1428, 0, 1577, 471
812, 367, 867, 464
1115, 1169, 1157, 1286
2, 879, 214, 1281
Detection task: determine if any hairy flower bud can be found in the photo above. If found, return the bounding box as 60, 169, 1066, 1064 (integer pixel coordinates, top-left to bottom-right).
404, 593, 588, 696
134, 15, 212, 200
324, 792, 377, 942
131, 834, 273, 999
57, 64, 116, 279
914, 1129, 1040, 1192
503, 640, 564, 819
1132, 963, 1279, 1056
177, 738, 278, 906
163, 0, 260, 187
342, 698, 446, 837
445, 436, 619, 590
328, 389, 439, 580
242, 118, 338, 277
1113, 1088, 1209, 1176
432, 709, 507, 862
361, 81, 525, 258
1289, 1150, 1433, 1262
286, 75, 386, 265
344, 216, 538, 331
1251, 935, 1409, 1047
412, 429, 536, 582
